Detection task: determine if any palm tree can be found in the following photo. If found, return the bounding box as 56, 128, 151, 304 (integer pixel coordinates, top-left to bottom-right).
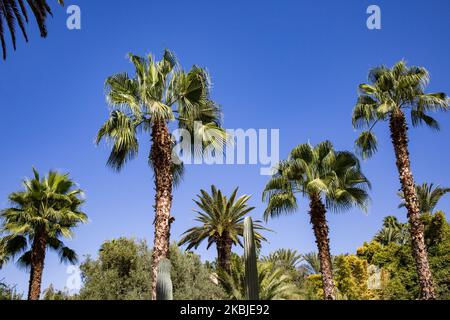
374, 216, 408, 245
96, 50, 225, 298
0, 168, 87, 300
179, 186, 268, 273
300, 252, 321, 275
219, 255, 299, 300
399, 183, 450, 215
374, 226, 404, 246
352, 61, 449, 299
263, 141, 370, 300
261, 248, 302, 271
0, 0, 64, 60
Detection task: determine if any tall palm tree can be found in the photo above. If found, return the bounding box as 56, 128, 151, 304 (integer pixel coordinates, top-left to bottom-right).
399, 183, 450, 215
96, 50, 225, 298
0, 0, 64, 60
263, 141, 370, 300
0, 168, 87, 300
179, 186, 268, 273
352, 61, 449, 299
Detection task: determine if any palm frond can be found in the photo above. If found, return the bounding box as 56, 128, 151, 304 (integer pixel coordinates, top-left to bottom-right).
96, 110, 139, 171
355, 131, 378, 159
0, 0, 63, 60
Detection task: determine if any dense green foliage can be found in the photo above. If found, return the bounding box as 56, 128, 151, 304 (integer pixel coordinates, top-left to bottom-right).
9, 210, 449, 300
334, 255, 373, 300
357, 211, 450, 300
301, 212, 450, 300
0, 280, 22, 300
42, 285, 72, 300
78, 238, 152, 300
78, 238, 226, 300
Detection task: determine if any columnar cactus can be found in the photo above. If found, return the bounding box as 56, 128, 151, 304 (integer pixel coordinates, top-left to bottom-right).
156, 258, 173, 300
244, 217, 259, 300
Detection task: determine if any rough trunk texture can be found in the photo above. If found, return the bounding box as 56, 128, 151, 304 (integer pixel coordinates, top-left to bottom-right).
28, 230, 47, 300
150, 120, 174, 300
389, 112, 436, 300
309, 194, 336, 300
216, 233, 233, 274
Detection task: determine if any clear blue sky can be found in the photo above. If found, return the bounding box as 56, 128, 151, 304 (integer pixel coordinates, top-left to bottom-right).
1, 0, 449, 295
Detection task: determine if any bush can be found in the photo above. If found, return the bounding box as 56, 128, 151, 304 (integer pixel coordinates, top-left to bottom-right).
78, 238, 226, 300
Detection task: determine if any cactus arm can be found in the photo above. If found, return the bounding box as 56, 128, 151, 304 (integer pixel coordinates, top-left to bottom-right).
156, 258, 173, 300
244, 217, 259, 300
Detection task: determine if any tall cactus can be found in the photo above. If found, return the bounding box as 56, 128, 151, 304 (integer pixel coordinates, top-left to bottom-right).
156, 258, 173, 300
244, 217, 259, 300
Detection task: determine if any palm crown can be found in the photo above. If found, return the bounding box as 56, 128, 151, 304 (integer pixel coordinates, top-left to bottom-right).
179, 186, 267, 250
0, 168, 87, 267
96, 50, 225, 172
261, 248, 302, 271
263, 141, 370, 219
352, 60, 449, 158
374, 216, 409, 245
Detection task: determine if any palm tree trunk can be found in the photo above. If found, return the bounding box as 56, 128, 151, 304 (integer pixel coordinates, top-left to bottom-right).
150, 120, 174, 300
309, 193, 336, 300
216, 234, 232, 273
28, 230, 47, 300
389, 111, 436, 300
